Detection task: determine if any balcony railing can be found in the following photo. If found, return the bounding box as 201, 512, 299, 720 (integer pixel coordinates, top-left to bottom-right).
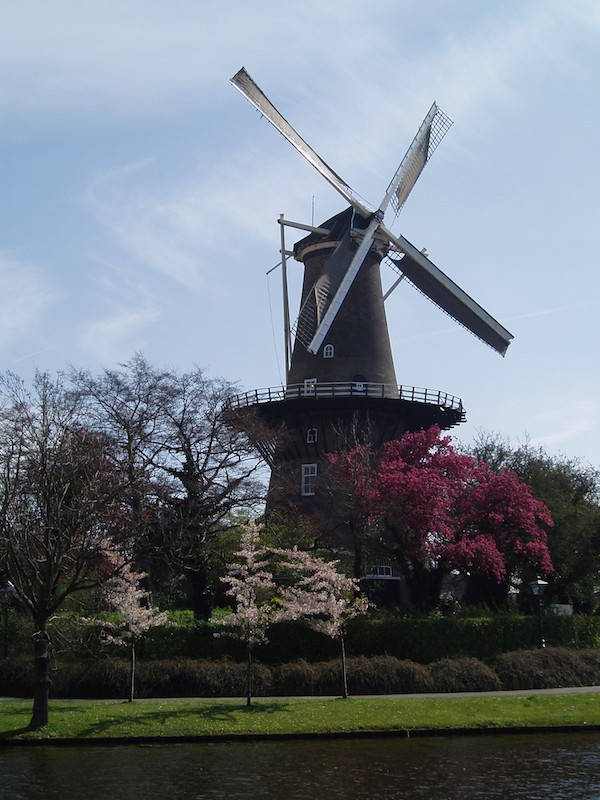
225, 381, 464, 414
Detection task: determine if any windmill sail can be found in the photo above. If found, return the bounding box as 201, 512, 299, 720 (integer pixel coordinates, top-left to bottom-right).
386, 103, 453, 217
383, 227, 513, 355
230, 67, 371, 217
231, 66, 513, 359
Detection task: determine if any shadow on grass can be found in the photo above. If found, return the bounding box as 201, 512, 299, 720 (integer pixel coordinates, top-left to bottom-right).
0, 724, 35, 738
75, 701, 291, 738
0, 704, 35, 738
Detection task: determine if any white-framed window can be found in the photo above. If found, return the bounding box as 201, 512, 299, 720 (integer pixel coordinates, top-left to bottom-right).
323, 343, 334, 359
352, 373, 366, 393
306, 427, 318, 444
301, 463, 317, 496
303, 378, 317, 396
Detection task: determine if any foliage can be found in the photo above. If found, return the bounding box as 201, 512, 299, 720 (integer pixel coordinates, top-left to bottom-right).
216, 523, 281, 704
468, 433, 600, 610
217, 523, 278, 649
99, 556, 167, 645
428, 657, 502, 692
329, 426, 554, 610
277, 548, 369, 640
276, 547, 369, 697
3, 646, 600, 700
490, 647, 600, 690
90, 551, 167, 701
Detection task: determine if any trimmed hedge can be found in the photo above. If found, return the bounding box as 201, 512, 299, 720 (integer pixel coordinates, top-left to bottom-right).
1, 649, 598, 699
429, 658, 502, 693
491, 648, 600, 690
271, 656, 434, 696
6, 611, 600, 665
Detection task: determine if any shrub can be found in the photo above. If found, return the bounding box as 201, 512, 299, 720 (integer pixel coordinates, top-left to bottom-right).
136, 659, 273, 698
491, 648, 600, 690
271, 660, 318, 695
348, 656, 434, 695
6, 611, 600, 665
428, 657, 502, 693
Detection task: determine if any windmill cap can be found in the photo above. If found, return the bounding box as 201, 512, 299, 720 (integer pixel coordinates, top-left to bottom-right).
293, 207, 387, 262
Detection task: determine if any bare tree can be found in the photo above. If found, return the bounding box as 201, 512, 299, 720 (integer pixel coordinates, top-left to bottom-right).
0, 372, 129, 728
73, 356, 267, 618
151, 368, 266, 618
72, 354, 171, 530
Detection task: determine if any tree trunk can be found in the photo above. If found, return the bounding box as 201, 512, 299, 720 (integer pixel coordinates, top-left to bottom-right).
188, 565, 213, 621
30, 627, 51, 729
339, 632, 348, 699
129, 638, 136, 702
353, 536, 363, 582
407, 563, 445, 612
246, 643, 253, 707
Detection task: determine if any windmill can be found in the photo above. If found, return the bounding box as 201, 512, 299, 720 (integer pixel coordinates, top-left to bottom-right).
226, 67, 513, 510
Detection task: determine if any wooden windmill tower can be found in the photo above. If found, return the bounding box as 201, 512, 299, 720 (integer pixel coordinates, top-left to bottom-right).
225, 68, 513, 511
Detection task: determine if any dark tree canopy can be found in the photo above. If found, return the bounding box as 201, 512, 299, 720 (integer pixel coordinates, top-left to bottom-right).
468, 432, 600, 610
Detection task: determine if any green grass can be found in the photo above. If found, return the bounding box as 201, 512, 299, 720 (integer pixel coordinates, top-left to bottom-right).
1, 694, 599, 741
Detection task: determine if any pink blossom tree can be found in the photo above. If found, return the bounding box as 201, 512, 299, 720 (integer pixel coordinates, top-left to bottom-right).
277, 549, 369, 698
329, 426, 553, 610
217, 522, 280, 706
98, 551, 167, 702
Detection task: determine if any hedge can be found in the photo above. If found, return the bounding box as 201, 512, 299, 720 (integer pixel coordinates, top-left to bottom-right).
1, 649, 598, 699
5, 611, 600, 665
491, 648, 600, 690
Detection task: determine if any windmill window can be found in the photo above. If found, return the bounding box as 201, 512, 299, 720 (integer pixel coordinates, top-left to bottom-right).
303, 378, 317, 396
306, 427, 318, 444
323, 343, 334, 359
352, 374, 367, 393
301, 463, 317, 496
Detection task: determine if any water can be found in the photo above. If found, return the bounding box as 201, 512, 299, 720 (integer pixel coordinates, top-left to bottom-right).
1, 733, 599, 799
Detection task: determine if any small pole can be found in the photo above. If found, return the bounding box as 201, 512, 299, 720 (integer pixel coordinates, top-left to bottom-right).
247, 642, 253, 707
340, 632, 348, 699
537, 597, 546, 649
530, 577, 548, 649
129, 638, 136, 702
279, 214, 292, 383
2, 602, 8, 659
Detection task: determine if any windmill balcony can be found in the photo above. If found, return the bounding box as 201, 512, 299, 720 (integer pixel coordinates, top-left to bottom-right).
224, 381, 465, 418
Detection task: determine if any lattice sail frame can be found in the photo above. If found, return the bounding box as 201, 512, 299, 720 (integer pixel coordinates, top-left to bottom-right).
389, 103, 453, 218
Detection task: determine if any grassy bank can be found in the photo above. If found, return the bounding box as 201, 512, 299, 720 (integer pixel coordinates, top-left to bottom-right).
1, 694, 599, 741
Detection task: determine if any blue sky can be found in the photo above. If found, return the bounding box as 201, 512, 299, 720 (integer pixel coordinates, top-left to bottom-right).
2, 1, 599, 466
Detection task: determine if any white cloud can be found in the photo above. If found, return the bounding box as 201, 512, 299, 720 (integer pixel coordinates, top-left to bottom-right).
76, 254, 161, 364
82, 305, 160, 365
531, 415, 598, 449
0, 253, 57, 351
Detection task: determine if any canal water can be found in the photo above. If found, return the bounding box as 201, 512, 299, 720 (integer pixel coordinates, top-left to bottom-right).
1, 732, 599, 799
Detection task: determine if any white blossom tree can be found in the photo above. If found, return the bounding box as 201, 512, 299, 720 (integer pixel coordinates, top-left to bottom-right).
277, 549, 369, 698
217, 523, 280, 706
98, 551, 167, 702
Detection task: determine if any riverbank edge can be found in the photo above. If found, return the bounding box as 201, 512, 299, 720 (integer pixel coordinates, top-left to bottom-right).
2, 723, 600, 747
